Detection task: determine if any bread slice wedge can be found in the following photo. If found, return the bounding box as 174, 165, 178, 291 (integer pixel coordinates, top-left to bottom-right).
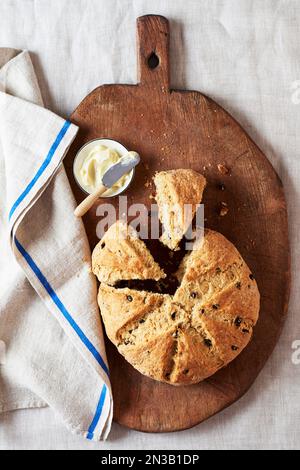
92, 220, 165, 285
154, 169, 206, 250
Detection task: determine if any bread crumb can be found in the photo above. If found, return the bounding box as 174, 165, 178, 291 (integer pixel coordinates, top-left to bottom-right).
219, 202, 229, 216
217, 163, 229, 175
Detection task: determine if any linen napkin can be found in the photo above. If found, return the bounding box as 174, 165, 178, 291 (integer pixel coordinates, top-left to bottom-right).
0, 48, 112, 441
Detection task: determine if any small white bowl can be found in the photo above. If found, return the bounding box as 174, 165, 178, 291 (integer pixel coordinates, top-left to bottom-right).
73, 138, 135, 197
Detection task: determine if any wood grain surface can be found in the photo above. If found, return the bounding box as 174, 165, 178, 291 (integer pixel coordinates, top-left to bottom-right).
65, 15, 290, 433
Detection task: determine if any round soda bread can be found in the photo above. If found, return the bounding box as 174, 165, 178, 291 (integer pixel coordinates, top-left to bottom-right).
94, 227, 260, 385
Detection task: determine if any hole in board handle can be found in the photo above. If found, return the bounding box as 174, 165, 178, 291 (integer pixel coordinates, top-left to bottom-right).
147, 52, 160, 69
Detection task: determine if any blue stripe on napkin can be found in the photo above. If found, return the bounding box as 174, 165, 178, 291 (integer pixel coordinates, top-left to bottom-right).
86, 384, 107, 440
14, 237, 109, 378
9, 120, 71, 220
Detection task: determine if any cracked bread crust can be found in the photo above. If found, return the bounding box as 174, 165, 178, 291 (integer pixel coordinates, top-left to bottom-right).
92, 221, 165, 285
154, 169, 206, 250
97, 229, 260, 385
174, 229, 260, 324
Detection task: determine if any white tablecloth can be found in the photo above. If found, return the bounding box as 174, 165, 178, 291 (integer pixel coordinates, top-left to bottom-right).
0, 0, 299, 450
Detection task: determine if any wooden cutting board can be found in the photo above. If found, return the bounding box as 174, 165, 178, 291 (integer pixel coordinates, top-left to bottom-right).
65, 15, 290, 433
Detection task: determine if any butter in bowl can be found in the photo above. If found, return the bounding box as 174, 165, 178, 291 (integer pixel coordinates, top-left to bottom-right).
73, 138, 140, 217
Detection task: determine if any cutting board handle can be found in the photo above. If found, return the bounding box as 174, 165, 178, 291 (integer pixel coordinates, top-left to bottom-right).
137, 15, 170, 91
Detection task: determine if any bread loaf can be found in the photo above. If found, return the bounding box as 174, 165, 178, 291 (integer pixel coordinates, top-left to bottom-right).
95, 227, 260, 385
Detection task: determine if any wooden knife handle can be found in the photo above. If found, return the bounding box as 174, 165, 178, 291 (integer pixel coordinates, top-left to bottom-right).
74, 184, 106, 218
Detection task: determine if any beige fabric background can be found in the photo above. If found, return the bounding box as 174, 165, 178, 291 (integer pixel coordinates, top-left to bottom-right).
0, 0, 299, 450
